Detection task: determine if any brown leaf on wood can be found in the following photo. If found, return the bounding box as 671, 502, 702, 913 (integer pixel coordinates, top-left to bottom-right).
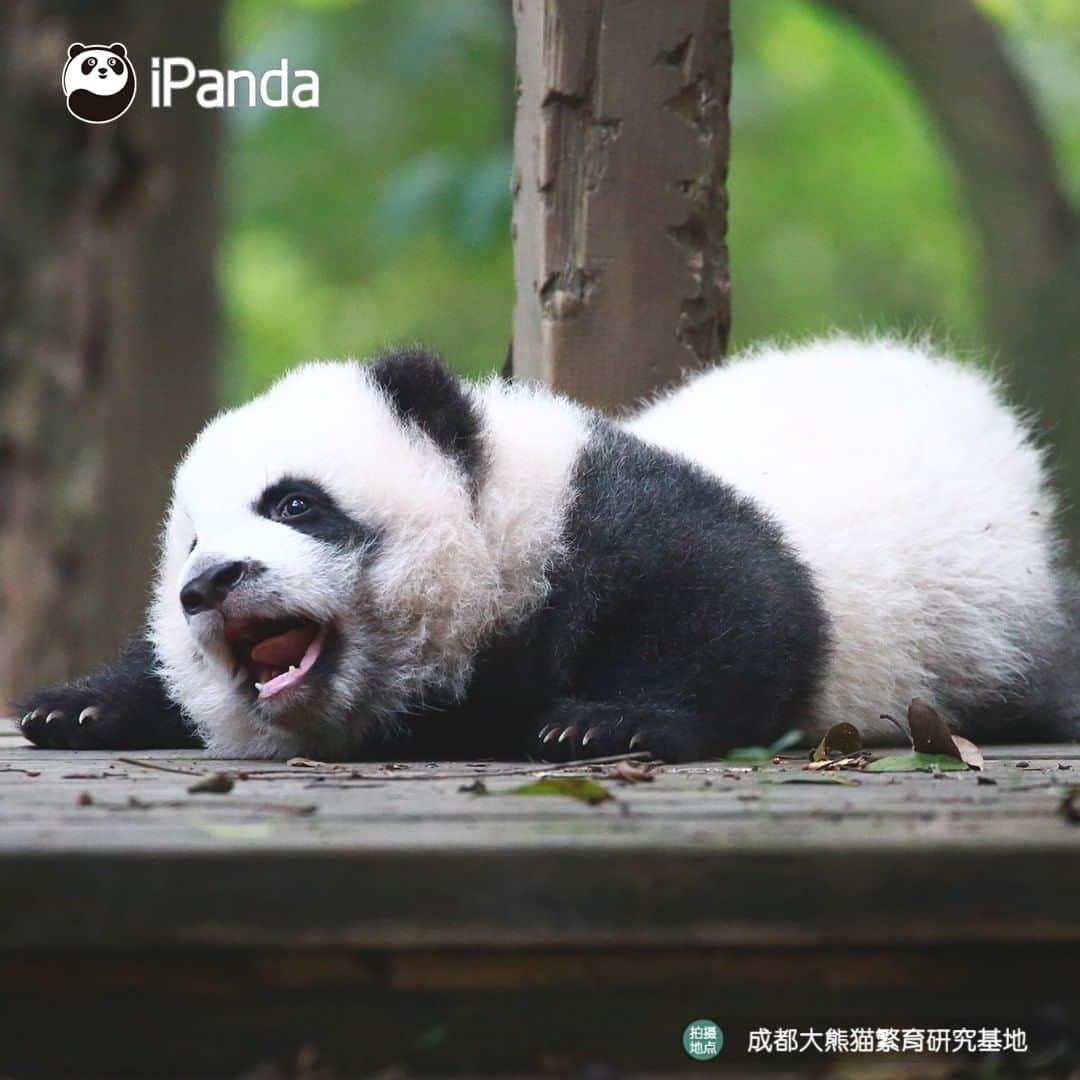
286, 757, 328, 769
950, 735, 984, 771
908, 699, 957, 755
810, 722, 863, 763
606, 760, 657, 784
458, 779, 489, 795
187, 772, 235, 795
906, 698, 983, 769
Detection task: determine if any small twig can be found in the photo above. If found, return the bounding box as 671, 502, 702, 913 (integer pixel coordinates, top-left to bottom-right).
0, 764, 40, 777
116, 751, 656, 788
81, 793, 317, 815
879, 713, 913, 746
297, 750, 657, 785
116, 756, 205, 777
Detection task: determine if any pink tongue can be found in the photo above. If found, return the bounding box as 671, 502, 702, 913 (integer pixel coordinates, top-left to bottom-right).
254, 624, 328, 702
251, 625, 318, 667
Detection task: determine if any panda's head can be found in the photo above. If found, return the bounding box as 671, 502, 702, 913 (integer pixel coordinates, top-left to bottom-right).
150, 351, 499, 759
62, 43, 136, 124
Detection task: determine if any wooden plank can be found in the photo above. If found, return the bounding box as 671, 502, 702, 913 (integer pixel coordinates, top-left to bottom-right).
2, 943, 1078, 1075
0, 741, 1077, 950
511, 0, 732, 410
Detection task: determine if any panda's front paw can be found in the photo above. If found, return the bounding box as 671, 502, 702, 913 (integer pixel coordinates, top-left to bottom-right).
17, 687, 106, 750
533, 700, 713, 764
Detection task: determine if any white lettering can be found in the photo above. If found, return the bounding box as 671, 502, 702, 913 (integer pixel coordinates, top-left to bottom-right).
260, 59, 288, 108
160, 57, 195, 108
293, 69, 319, 108
149, 57, 320, 111
195, 69, 224, 108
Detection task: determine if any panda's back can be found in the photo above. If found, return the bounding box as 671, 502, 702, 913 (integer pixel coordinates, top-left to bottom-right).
625, 336, 1064, 739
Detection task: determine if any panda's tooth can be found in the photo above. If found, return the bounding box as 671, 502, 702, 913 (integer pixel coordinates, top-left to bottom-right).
254, 682, 264, 691
289, 665, 297, 672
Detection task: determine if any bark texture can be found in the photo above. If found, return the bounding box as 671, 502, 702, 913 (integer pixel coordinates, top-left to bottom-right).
0, 1, 223, 706
511, 0, 732, 412
818, 0, 1080, 558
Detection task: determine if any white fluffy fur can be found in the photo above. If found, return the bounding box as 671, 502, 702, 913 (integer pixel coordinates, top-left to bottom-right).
150, 362, 591, 758
626, 336, 1064, 740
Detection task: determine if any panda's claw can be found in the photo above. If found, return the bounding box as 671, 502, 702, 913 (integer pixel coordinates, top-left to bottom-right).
78, 706, 99, 726
45, 710, 63, 726
581, 726, 598, 748
558, 726, 575, 744
541, 725, 559, 744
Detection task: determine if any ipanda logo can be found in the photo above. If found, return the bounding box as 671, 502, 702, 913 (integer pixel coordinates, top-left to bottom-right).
63, 42, 319, 124
63, 42, 137, 124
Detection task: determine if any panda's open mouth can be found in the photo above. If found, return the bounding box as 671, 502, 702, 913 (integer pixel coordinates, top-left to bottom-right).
223, 615, 330, 702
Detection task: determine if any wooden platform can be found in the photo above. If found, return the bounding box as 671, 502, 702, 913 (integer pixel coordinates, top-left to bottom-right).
2, 730, 1079, 1077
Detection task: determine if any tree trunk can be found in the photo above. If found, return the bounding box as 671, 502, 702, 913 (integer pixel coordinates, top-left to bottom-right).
511, 0, 732, 412
0, 1, 223, 707
817, 0, 1080, 560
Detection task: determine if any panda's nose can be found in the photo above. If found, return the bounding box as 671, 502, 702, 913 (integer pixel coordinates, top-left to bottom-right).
180, 560, 250, 616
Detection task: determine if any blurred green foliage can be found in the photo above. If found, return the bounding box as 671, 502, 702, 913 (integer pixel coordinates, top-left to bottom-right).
224, 0, 1080, 400
224, 0, 512, 399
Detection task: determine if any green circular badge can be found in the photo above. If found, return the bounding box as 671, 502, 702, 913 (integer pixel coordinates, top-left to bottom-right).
683, 1019, 723, 1060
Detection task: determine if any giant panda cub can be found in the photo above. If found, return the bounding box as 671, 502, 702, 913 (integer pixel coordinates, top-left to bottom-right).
17, 338, 1079, 761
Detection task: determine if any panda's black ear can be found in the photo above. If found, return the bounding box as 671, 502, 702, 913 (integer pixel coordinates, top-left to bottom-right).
108, 42, 127, 57
68, 43, 86, 58
368, 348, 484, 485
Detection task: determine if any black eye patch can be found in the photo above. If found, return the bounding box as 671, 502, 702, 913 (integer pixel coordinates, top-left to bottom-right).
82, 56, 97, 74
255, 477, 379, 550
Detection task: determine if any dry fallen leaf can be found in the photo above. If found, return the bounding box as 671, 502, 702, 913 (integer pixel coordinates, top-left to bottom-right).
804, 752, 871, 772
950, 735, 984, 771
187, 772, 235, 795
908, 699, 960, 756
810, 722, 863, 763
458, 778, 488, 795
903, 698, 982, 770
606, 760, 657, 784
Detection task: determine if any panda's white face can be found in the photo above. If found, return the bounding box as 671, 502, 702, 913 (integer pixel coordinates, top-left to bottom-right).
150, 362, 493, 759
63, 48, 129, 97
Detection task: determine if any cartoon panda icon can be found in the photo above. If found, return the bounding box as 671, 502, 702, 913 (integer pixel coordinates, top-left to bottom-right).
62, 42, 136, 124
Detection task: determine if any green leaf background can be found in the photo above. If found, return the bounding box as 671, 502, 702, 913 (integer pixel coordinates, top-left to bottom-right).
224, 0, 1080, 398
